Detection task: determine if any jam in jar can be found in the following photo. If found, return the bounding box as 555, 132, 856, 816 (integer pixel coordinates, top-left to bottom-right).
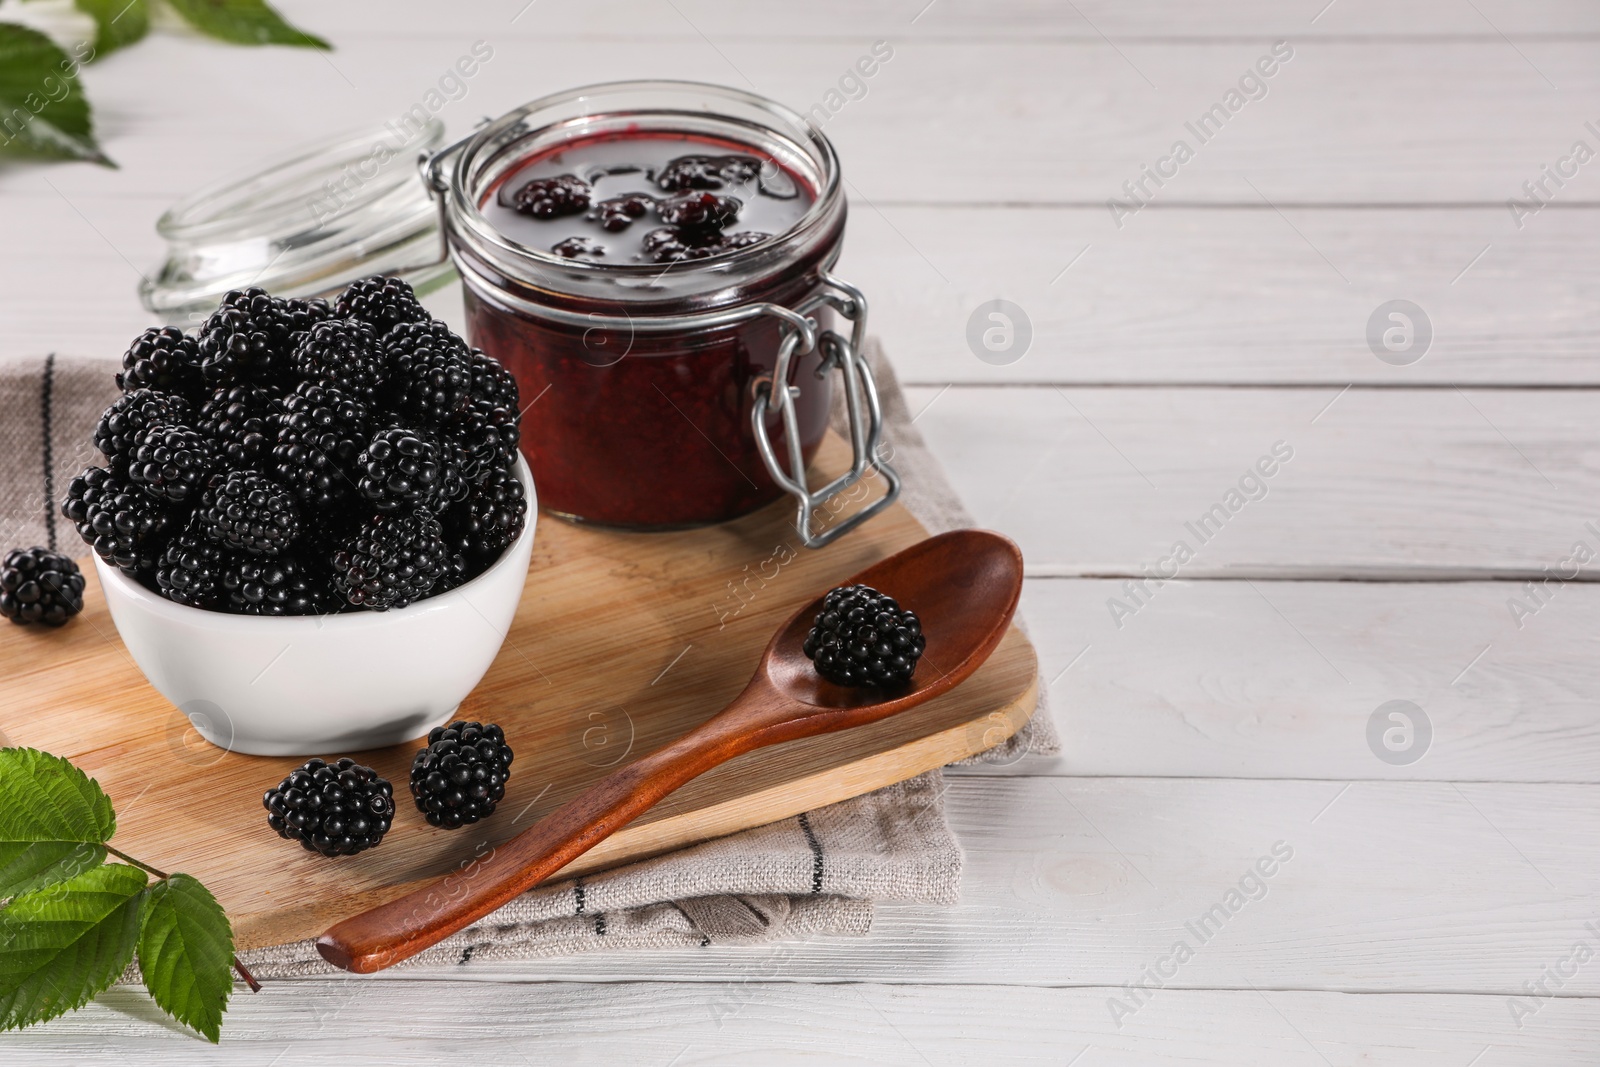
423, 81, 897, 544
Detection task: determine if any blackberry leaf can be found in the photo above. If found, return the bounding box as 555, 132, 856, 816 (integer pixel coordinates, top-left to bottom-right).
0, 748, 116, 900
137, 874, 233, 1044
165, 0, 331, 49
0, 25, 111, 167
0, 862, 147, 1033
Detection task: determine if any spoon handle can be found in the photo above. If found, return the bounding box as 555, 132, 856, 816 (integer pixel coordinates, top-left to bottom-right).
317, 693, 773, 973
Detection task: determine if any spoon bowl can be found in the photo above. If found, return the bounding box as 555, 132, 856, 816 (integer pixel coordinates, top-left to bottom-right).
318, 528, 1024, 973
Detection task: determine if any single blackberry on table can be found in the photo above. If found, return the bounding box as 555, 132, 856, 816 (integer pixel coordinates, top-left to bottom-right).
0, 548, 85, 626
197, 288, 289, 386
117, 326, 204, 400
656, 191, 741, 230
551, 235, 605, 259
291, 318, 385, 399
382, 320, 473, 425
197, 383, 282, 468
409, 721, 514, 828
510, 173, 591, 218
588, 192, 655, 232
654, 154, 760, 192
443, 463, 526, 564
263, 757, 394, 857
330, 510, 449, 610
155, 514, 232, 609
447, 397, 519, 484
468, 349, 519, 410
271, 380, 370, 510
127, 425, 220, 505
802, 584, 926, 689
222, 555, 324, 616
62, 465, 178, 576
640, 227, 723, 264
198, 469, 302, 557
356, 427, 459, 513
93, 388, 193, 465
334, 275, 429, 335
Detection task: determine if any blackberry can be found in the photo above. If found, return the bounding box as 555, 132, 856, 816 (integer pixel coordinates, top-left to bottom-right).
198, 470, 302, 557
640, 227, 723, 264
330, 510, 449, 610
719, 230, 772, 252
94, 389, 193, 465
291, 318, 385, 399
444, 464, 526, 564
469, 349, 519, 410
510, 174, 590, 219
551, 235, 605, 259
61, 466, 177, 576
117, 326, 204, 400
222, 555, 324, 616
334, 275, 429, 336
263, 757, 394, 857
447, 397, 519, 484
588, 192, 655, 232
271, 380, 370, 510
655, 154, 760, 192
273, 296, 333, 349
802, 584, 926, 688
408, 721, 514, 828
155, 515, 232, 609
197, 383, 282, 468
0, 547, 85, 626
127, 426, 220, 505
656, 191, 741, 230
355, 427, 459, 513
197, 288, 288, 386
382, 320, 473, 425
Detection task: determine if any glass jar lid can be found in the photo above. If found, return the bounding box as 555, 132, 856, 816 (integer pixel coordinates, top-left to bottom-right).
140, 118, 453, 326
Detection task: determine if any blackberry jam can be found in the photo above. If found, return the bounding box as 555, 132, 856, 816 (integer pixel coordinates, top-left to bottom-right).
423, 81, 898, 540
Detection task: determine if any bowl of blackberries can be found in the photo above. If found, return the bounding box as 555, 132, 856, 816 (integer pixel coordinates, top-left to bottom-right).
64, 276, 535, 756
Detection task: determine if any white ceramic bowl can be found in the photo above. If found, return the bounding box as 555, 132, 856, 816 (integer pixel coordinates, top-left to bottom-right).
96, 458, 536, 756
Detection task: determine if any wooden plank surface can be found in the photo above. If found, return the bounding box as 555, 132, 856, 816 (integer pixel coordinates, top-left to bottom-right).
909, 384, 1600, 577
0, 433, 1036, 950
7, 982, 1598, 1066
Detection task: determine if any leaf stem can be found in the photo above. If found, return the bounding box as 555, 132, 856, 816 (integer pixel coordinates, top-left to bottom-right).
105, 846, 263, 993
233, 958, 262, 993
105, 845, 169, 880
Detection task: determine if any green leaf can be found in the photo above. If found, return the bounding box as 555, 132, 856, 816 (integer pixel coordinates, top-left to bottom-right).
75, 0, 150, 57
0, 862, 147, 1032
165, 0, 330, 49
0, 748, 117, 900
0, 23, 112, 166
137, 874, 233, 1043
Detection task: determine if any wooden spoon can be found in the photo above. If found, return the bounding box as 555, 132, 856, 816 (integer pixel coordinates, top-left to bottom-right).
317, 528, 1024, 973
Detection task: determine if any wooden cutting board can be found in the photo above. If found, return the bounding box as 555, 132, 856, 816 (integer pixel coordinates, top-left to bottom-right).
0, 433, 1037, 950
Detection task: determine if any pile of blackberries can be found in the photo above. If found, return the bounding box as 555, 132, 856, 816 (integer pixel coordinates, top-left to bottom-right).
63, 276, 527, 614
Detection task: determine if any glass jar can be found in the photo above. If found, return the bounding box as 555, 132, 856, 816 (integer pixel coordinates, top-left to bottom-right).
422, 81, 898, 545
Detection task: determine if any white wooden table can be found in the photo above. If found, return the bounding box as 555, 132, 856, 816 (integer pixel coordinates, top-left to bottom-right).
4, 1, 1599, 1062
